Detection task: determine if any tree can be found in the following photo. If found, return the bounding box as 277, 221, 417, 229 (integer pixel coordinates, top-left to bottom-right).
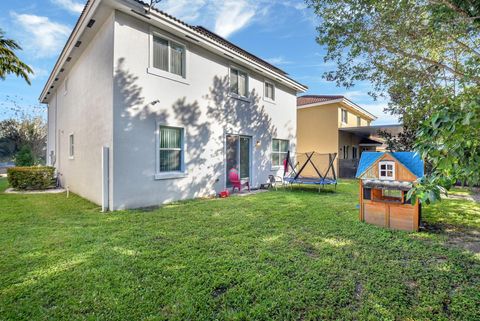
0, 28, 33, 84
0, 117, 46, 164
308, 0, 480, 201
15, 145, 34, 166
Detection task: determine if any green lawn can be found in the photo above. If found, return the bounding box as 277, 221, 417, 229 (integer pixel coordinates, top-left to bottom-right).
0, 178, 479, 321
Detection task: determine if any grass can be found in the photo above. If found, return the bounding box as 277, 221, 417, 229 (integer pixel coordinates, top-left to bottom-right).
423, 187, 480, 230
0, 178, 479, 320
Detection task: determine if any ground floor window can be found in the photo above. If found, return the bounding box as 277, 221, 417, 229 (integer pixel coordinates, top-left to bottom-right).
272, 139, 288, 167
69, 134, 74, 159
158, 125, 184, 172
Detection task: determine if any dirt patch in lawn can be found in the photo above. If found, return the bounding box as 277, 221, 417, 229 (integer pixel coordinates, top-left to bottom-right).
446, 187, 480, 203
422, 222, 480, 254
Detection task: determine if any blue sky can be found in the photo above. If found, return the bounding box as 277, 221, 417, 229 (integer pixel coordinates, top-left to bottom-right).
0, 0, 398, 124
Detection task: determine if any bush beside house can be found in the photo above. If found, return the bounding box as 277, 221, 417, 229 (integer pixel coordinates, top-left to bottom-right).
7, 166, 55, 190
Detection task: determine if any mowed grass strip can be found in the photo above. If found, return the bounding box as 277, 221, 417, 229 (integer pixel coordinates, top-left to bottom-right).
0, 179, 479, 320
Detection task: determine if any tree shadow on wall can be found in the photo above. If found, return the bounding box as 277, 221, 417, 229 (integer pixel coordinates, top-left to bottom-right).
114, 60, 293, 208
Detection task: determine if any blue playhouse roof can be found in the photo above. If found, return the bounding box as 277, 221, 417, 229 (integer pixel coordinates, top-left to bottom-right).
355, 152, 424, 179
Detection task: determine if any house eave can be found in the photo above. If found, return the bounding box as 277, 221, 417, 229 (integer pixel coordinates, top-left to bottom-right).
297, 97, 377, 121
39, 0, 100, 103
40, 0, 307, 103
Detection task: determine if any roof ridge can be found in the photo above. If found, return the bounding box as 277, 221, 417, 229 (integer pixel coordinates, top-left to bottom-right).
134, 0, 288, 76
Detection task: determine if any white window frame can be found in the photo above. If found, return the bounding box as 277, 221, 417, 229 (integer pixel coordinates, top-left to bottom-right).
271, 139, 289, 168
379, 161, 395, 180
229, 65, 250, 101
68, 133, 74, 159
148, 28, 189, 84
263, 80, 276, 103
155, 122, 187, 180
341, 108, 348, 124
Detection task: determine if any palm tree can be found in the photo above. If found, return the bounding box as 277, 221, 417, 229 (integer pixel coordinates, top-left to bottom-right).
0, 28, 33, 85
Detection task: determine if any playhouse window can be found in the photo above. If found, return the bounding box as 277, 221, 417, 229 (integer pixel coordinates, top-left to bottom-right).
382, 189, 402, 199
379, 161, 395, 180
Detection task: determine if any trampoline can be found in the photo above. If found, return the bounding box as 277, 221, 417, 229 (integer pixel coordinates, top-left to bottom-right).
282, 151, 337, 191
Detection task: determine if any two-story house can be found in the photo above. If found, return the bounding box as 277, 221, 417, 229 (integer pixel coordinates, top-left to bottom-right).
41, 0, 307, 210
297, 95, 385, 178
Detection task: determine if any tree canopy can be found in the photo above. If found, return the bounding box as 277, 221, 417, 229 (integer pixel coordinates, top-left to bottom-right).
0, 28, 33, 84
308, 0, 480, 201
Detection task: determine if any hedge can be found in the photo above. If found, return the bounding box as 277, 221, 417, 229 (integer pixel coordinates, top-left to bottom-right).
7, 166, 56, 190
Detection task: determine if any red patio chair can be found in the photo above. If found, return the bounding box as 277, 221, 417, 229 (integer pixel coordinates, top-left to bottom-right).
228, 168, 250, 192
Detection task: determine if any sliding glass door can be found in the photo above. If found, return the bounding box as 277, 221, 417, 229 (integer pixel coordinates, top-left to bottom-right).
226, 135, 251, 187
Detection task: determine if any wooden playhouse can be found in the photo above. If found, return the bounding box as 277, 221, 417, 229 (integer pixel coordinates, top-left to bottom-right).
356, 152, 424, 231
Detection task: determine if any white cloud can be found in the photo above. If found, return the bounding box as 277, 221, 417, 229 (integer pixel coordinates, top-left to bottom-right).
265, 56, 292, 65
50, 0, 84, 14
343, 90, 370, 100
30, 66, 49, 80
11, 12, 71, 58
156, 0, 312, 39
214, 0, 256, 38
157, 0, 258, 37
360, 102, 400, 125
158, 0, 207, 22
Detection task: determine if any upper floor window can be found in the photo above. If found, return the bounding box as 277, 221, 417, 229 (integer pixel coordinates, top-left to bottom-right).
352, 146, 358, 159
152, 34, 186, 78
357, 116, 361, 126
264, 81, 275, 101
379, 161, 395, 180
272, 139, 288, 167
230, 67, 248, 98
341, 109, 348, 123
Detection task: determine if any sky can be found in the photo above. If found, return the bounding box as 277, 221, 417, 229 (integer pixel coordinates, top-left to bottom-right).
0, 0, 398, 124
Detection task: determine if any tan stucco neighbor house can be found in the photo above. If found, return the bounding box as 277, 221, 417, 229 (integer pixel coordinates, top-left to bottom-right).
297, 95, 395, 178
41, 0, 307, 210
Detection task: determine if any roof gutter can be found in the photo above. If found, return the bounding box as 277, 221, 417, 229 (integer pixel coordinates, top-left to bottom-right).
40, 0, 307, 102
124, 0, 307, 92
39, 0, 101, 102
297, 98, 377, 120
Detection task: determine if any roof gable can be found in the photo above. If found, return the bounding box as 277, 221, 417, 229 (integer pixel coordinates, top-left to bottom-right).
390, 152, 424, 178
355, 152, 383, 178
356, 152, 424, 179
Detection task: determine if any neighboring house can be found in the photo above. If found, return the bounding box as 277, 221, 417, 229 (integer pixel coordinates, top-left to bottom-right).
296, 95, 403, 178
40, 0, 307, 210
356, 152, 424, 231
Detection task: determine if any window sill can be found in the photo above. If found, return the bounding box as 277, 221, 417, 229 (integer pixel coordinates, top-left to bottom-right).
270, 166, 283, 171
263, 97, 276, 104
147, 67, 189, 85
229, 93, 251, 103
154, 172, 187, 180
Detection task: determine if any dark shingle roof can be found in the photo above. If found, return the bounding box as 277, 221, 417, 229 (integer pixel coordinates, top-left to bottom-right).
297, 95, 345, 106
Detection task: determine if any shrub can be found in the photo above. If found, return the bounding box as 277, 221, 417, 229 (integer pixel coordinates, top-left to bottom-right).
15, 146, 35, 166
7, 166, 55, 190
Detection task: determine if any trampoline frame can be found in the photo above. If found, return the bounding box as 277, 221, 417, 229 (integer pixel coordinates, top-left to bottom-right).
283, 151, 338, 192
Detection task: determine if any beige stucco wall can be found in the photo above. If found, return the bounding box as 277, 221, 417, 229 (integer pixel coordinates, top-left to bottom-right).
46, 13, 114, 205
297, 103, 339, 175
338, 131, 362, 159
338, 104, 371, 128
